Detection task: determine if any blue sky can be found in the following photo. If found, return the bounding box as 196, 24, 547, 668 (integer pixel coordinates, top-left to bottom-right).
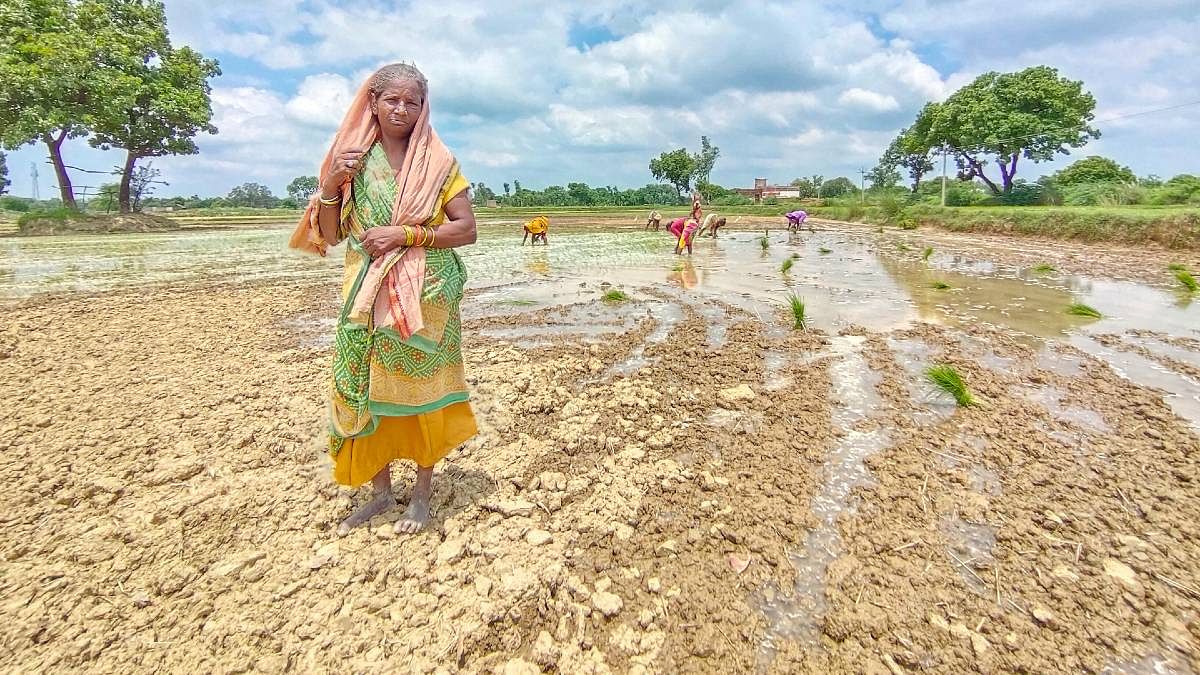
5, 0, 1198, 199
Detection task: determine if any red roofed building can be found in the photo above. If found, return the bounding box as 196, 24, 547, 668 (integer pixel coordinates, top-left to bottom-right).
734, 178, 802, 203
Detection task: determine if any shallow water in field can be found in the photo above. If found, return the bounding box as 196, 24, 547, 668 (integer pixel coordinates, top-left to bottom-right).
3, 223, 1198, 430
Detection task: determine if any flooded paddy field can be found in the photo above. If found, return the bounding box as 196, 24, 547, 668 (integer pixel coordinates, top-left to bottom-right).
1, 221, 1197, 673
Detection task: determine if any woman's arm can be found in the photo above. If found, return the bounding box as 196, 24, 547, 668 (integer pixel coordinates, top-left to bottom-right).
429, 190, 476, 248
358, 189, 477, 257
315, 147, 369, 246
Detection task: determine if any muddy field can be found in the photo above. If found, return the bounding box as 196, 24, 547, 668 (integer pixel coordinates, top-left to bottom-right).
1, 222, 1198, 673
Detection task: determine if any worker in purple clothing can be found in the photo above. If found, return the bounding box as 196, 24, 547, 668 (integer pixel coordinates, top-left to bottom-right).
786, 210, 813, 233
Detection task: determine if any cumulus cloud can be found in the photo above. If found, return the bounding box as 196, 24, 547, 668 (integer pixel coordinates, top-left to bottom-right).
5, 0, 1187, 200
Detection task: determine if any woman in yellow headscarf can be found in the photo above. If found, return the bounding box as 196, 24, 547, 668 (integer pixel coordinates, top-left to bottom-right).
289, 63, 478, 536
522, 215, 549, 245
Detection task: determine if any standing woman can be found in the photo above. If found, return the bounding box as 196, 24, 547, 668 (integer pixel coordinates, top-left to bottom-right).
289, 63, 478, 536
689, 189, 703, 222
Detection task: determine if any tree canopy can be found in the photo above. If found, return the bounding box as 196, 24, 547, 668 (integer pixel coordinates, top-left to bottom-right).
929, 66, 1098, 195
649, 137, 721, 198
0, 151, 8, 195
1052, 156, 1135, 186
287, 176, 320, 202
226, 183, 278, 208
820, 177, 857, 198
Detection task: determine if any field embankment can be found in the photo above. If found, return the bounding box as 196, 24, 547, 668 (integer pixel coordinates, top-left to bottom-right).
11, 210, 180, 236
803, 204, 1200, 249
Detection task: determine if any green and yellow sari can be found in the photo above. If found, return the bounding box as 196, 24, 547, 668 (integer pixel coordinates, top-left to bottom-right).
327, 143, 477, 487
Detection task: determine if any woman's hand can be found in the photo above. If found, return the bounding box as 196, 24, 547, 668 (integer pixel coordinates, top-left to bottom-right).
360, 226, 408, 258
321, 147, 369, 196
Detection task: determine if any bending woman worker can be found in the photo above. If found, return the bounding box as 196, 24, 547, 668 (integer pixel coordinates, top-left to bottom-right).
289, 63, 478, 536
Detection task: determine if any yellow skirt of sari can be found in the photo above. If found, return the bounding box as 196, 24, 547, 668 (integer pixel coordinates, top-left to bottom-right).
332, 402, 477, 487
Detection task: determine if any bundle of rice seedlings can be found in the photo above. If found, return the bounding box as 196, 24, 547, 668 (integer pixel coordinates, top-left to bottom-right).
1066, 302, 1101, 318
925, 364, 975, 407
787, 295, 808, 330
602, 289, 629, 303
1167, 263, 1187, 272
1031, 263, 1056, 274
781, 257, 795, 274
921, 247, 934, 262
930, 281, 951, 290
1176, 269, 1198, 293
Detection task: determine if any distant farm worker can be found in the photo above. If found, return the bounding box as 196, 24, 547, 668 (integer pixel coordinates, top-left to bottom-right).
522, 215, 549, 245
645, 209, 662, 231
786, 210, 812, 232
668, 216, 701, 255
288, 62, 479, 536
700, 213, 727, 238
690, 190, 703, 221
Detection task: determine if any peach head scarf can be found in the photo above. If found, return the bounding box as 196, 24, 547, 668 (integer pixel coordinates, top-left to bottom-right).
288, 71, 456, 339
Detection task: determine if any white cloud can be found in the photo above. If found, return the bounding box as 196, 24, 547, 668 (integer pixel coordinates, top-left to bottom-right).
837, 88, 900, 112
0, 0, 1170, 201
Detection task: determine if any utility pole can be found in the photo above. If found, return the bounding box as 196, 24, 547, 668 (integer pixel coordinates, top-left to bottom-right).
858, 168, 866, 204
940, 144, 948, 208
30, 163, 39, 200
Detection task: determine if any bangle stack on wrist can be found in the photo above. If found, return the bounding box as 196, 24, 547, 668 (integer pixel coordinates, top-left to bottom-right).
318, 192, 339, 207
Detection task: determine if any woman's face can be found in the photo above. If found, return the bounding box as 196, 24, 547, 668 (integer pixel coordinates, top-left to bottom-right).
372, 80, 424, 138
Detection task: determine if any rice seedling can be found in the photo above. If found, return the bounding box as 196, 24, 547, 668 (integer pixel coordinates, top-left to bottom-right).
500, 299, 538, 306
1176, 269, 1198, 293
921, 247, 934, 262
602, 289, 629, 303
759, 234, 770, 250
787, 295, 808, 330
781, 257, 795, 274
1031, 263, 1056, 274
925, 364, 975, 407
930, 281, 951, 290
896, 242, 911, 252
1065, 302, 1102, 319
818, 247, 832, 255
1167, 263, 1187, 272
791, 252, 801, 259
671, 262, 684, 272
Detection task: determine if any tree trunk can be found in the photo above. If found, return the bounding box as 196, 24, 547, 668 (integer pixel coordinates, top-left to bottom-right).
119, 151, 137, 214
43, 131, 77, 209
963, 154, 1001, 195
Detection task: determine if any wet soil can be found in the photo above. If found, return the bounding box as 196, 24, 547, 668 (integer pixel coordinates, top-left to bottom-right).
0, 223, 1197, 674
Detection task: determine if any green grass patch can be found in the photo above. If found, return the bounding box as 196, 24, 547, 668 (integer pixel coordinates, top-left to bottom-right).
787, 295, 808, 330
925, 364, 976, 407
781, 257, 795, 274
921, 246, 934, 262
1176, 269, 1198, 293
1031, 263, 1056, 274
930, 281, 952, 290
601, 289, 629, 303
1066, 302, 1102, 319
1167, 263, 1187, 272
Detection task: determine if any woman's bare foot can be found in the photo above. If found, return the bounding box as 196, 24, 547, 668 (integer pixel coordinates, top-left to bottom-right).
336, 467, 395, 537
337, 492, 396, 536
395, 465, 434, 535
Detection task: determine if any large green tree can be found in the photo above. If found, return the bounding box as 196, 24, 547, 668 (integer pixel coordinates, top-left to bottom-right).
878, 103, 937, 193
820, 177, 857, 198
649, 148, 697, 199
930, 66, 1098, 195
0, 151, 8, 195
287, 176, 319, 202
0, 0, 168, 208
88, 2, 219, 213
692, 136, 720, 186
649, 137, 720, 199
226, 182, 278, 208
1052, 156, 1135, 186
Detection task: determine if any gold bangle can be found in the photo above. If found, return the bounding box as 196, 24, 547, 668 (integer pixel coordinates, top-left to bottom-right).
422, 226, 432, 246
415, 226, 426, 247
404, 226, 415, 247
318, 193, 339, 206
428, 227, 436, 248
